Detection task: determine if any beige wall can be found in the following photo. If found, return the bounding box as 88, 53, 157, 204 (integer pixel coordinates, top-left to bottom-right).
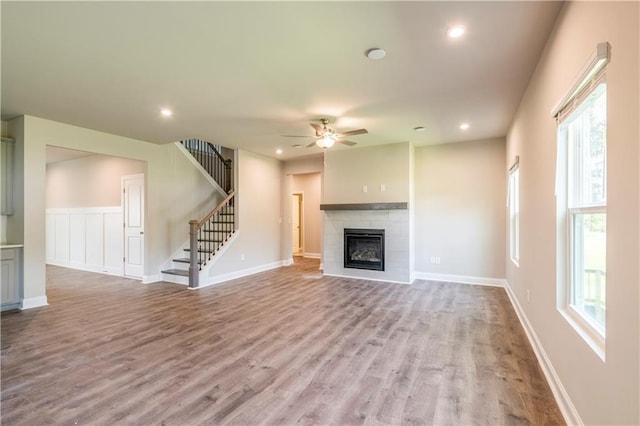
414, 139, 506, 279
207, 150, 284, 276
292, 173, 321, 256
507, 2, 639, 424
323, 142, 411, 204
46, 154, 146, 208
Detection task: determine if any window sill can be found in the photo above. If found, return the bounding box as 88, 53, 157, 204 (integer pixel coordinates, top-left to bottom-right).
558, 307, 606, 362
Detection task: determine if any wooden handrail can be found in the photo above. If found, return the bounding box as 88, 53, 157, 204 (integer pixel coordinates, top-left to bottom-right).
196, 190, 235, 227
188, 190, 236, 288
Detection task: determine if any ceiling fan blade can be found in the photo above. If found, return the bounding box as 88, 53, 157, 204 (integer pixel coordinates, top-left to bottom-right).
337, 128, 368, 137
338, 140, 357, 146
306, 141, 318, 148
281, 135, 313, 138
310, 123, 323, 132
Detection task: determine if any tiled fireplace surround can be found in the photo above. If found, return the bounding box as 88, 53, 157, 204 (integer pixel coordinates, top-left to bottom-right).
322, 205, 411, 283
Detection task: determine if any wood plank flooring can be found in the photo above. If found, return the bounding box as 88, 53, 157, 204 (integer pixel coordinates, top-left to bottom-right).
1, 259, 564, 425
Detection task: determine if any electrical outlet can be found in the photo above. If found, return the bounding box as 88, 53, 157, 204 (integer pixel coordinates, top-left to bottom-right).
241, 254, 245, 261
380, 184, 386, 192
362, 185, 368, 193
430, 256, 435, 263
435, 256, 441, 264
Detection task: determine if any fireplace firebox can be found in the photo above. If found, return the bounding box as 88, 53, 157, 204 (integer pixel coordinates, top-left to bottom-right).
344, 228, 385, 271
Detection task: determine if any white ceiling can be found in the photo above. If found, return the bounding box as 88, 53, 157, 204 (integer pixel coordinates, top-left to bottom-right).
1, 1, 562, 160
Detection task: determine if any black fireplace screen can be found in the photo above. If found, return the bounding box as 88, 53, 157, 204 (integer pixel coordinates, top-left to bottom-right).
344, 228, 385, 271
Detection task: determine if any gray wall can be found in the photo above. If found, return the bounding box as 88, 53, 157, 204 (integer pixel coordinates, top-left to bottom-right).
414, 139, 506, 279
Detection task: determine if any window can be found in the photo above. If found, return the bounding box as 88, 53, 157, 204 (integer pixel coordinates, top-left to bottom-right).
554, 42, 609, 358
564, 80, 607, 331
508, 163, 520, 265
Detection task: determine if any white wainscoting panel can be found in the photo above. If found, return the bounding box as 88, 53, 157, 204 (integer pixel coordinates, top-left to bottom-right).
104, 212, 124, 275
54, 213, 69, 263
45, 214, 56, 261
86, 213, 104, 268
69, 213, 86, 266
46, 207, 123, 276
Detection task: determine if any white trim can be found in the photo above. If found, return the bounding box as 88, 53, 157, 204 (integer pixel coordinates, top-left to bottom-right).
303, 252, 321, 259
46, 260, 125, 277
45, 206, 122, 215
413, 272, 506, 288
322, 272, 411, 285
175, 142, 228, 198
20, 296, 48, 310
504, 281, 582, 426
142, 274, 163, 284
161, 274, 188, 285
193, 260, 289, 290
283, 257, 294, 266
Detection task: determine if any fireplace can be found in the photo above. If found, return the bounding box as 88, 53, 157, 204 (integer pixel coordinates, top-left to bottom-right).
344, 228, 385, 271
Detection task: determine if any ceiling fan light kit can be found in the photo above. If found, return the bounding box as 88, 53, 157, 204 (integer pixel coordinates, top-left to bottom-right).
287, 118, 368, 149
316, 136, 336, 149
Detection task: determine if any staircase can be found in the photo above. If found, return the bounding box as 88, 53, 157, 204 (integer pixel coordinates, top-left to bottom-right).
161, 139, 236, 288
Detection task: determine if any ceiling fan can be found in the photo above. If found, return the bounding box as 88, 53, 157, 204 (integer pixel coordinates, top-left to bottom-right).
285, 118, 368, 149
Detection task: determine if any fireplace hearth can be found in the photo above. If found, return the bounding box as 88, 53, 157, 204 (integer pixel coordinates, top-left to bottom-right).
344, 228, 385, 271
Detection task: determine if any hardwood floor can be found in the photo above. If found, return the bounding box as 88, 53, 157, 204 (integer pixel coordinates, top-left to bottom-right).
1, 259, 563, 425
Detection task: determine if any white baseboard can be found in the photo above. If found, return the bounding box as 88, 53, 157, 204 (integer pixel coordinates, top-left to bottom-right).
161, 273, 189, 285
47, 261, 124, 278
504, 281, 581, 426
142, 274, 163, 284
303, 252, 321, 259
21, 296, 48, 310
283, 257, 294, 266
194, 260, 289, 290
414, 272, 506, 288
322, 272, 411, 285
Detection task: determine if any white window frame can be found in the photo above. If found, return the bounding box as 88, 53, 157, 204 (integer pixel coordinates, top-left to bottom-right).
553, 42, 609, 361
508, 160, 520, 266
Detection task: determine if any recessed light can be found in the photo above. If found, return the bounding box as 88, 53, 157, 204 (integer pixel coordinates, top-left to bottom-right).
276, 149, 283, 155
366, 48, 386, 60
160, 108, 173, 117
414, 126, 426, 132
460, 123, 470, 130
447, 25, 466, 39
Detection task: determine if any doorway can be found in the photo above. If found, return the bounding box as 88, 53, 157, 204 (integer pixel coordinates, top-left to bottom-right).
292, 193, 303, 256
122, 174, 145, 278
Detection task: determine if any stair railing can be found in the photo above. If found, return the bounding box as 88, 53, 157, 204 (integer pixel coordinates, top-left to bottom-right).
188, 190, 235, 288
181, 139, 232, 193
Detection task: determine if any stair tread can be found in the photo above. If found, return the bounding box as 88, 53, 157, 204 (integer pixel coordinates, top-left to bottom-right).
162, 269, 189, 277
183, 248, 218, 253
173, 258, 202, 264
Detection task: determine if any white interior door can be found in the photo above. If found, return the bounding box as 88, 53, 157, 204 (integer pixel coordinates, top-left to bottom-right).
292, 193, 302, 255
123, 174, 144, 278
